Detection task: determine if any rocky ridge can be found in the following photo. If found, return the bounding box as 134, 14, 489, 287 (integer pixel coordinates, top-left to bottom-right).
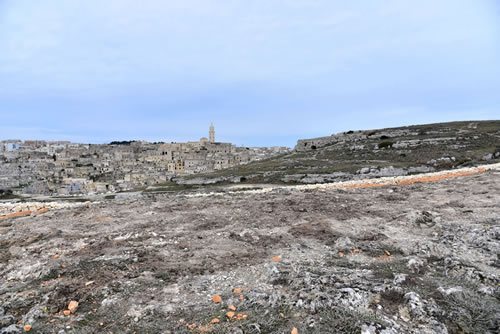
173, 120, 500, 186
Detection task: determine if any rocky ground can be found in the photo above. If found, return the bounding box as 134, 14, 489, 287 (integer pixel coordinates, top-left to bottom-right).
1, 168, 499, 333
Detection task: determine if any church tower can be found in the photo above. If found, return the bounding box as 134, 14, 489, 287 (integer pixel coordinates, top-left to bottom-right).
209, 123, 215, 143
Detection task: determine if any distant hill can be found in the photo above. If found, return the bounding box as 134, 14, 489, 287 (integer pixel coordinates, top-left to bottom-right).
171, 120, 500, 186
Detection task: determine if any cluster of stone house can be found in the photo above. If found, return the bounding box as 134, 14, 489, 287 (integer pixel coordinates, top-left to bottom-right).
0, 125, 289, 195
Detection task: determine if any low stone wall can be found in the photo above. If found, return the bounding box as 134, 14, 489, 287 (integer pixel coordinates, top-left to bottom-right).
184, 162, 500, 198
0, 201, 90, 219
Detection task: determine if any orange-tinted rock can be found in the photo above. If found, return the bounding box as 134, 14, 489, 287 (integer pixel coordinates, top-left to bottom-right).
226, 311, 235, 319
228, 305, 236, 311
68, 301, 79, 313
233, 288, 242, 294
291, 328, 298, 334
271, 256, 282, 262
23, 325, 32, 332
63, 310, 71, 316
0, 211, 32, 221
212, 294, 222, 303
210, 318, 220, 324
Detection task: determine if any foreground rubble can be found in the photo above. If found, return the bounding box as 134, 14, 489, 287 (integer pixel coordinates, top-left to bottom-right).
0, 168, 499, 333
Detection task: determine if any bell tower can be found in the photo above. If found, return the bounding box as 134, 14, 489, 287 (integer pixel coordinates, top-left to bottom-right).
209, 123, 215, 143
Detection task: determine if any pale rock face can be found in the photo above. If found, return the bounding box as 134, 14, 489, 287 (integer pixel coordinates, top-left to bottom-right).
404, 292, 427, 319
8, 246, 24, 258
482, 153, 493, 160
437, 286, 463, 296
361, 324, 377, 334
359, 167, 371, 174
393, 273, 407, 285
407, 257, 427, 273
0, 324, 22, 334
334, 236, 354, 250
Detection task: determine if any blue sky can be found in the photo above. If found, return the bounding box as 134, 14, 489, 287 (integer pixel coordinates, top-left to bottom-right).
0, 0, 499, 147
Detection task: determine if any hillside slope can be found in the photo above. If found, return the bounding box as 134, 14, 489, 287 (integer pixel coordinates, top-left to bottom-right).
171, 120, 500, 187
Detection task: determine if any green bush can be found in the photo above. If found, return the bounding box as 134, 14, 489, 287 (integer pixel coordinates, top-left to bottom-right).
378, 141, 394, 149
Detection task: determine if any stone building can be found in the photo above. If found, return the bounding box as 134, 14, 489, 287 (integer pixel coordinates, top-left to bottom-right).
0, 124, 290, 195
209, 123, 215, 143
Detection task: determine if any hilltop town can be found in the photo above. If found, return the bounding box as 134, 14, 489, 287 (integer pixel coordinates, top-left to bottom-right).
0, 121, 499, 333
0, 124, 289, 195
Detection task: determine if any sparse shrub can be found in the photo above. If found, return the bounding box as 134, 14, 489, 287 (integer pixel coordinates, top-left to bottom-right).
454, 158, 472, 167
380, 135, 390, 140
378, 141, 394, 149
0, 189, 19, 200
330, 257, 359, 269
444, 291, 499, 333
379, 290, 405, 314
314, 307, 386, 334
370, 260, 409, 280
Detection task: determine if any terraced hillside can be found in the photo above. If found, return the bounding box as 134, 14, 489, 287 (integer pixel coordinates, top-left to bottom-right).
170, 121, 500, 187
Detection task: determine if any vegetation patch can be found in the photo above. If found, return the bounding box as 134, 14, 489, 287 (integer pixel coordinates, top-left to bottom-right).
378, 141, 394, 149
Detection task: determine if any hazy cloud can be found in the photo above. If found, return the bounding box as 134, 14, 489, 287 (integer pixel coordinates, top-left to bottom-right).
0, 0, 499, 145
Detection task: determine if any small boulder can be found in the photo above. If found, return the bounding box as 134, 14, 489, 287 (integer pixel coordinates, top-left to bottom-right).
0, 315, 15, 328
482, 153, 493, 161
334, 236, 353, 250
68, 301, 78, 314
212, 294, 222, 304
407, 257, 426, 273
0, 324, 22, 334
